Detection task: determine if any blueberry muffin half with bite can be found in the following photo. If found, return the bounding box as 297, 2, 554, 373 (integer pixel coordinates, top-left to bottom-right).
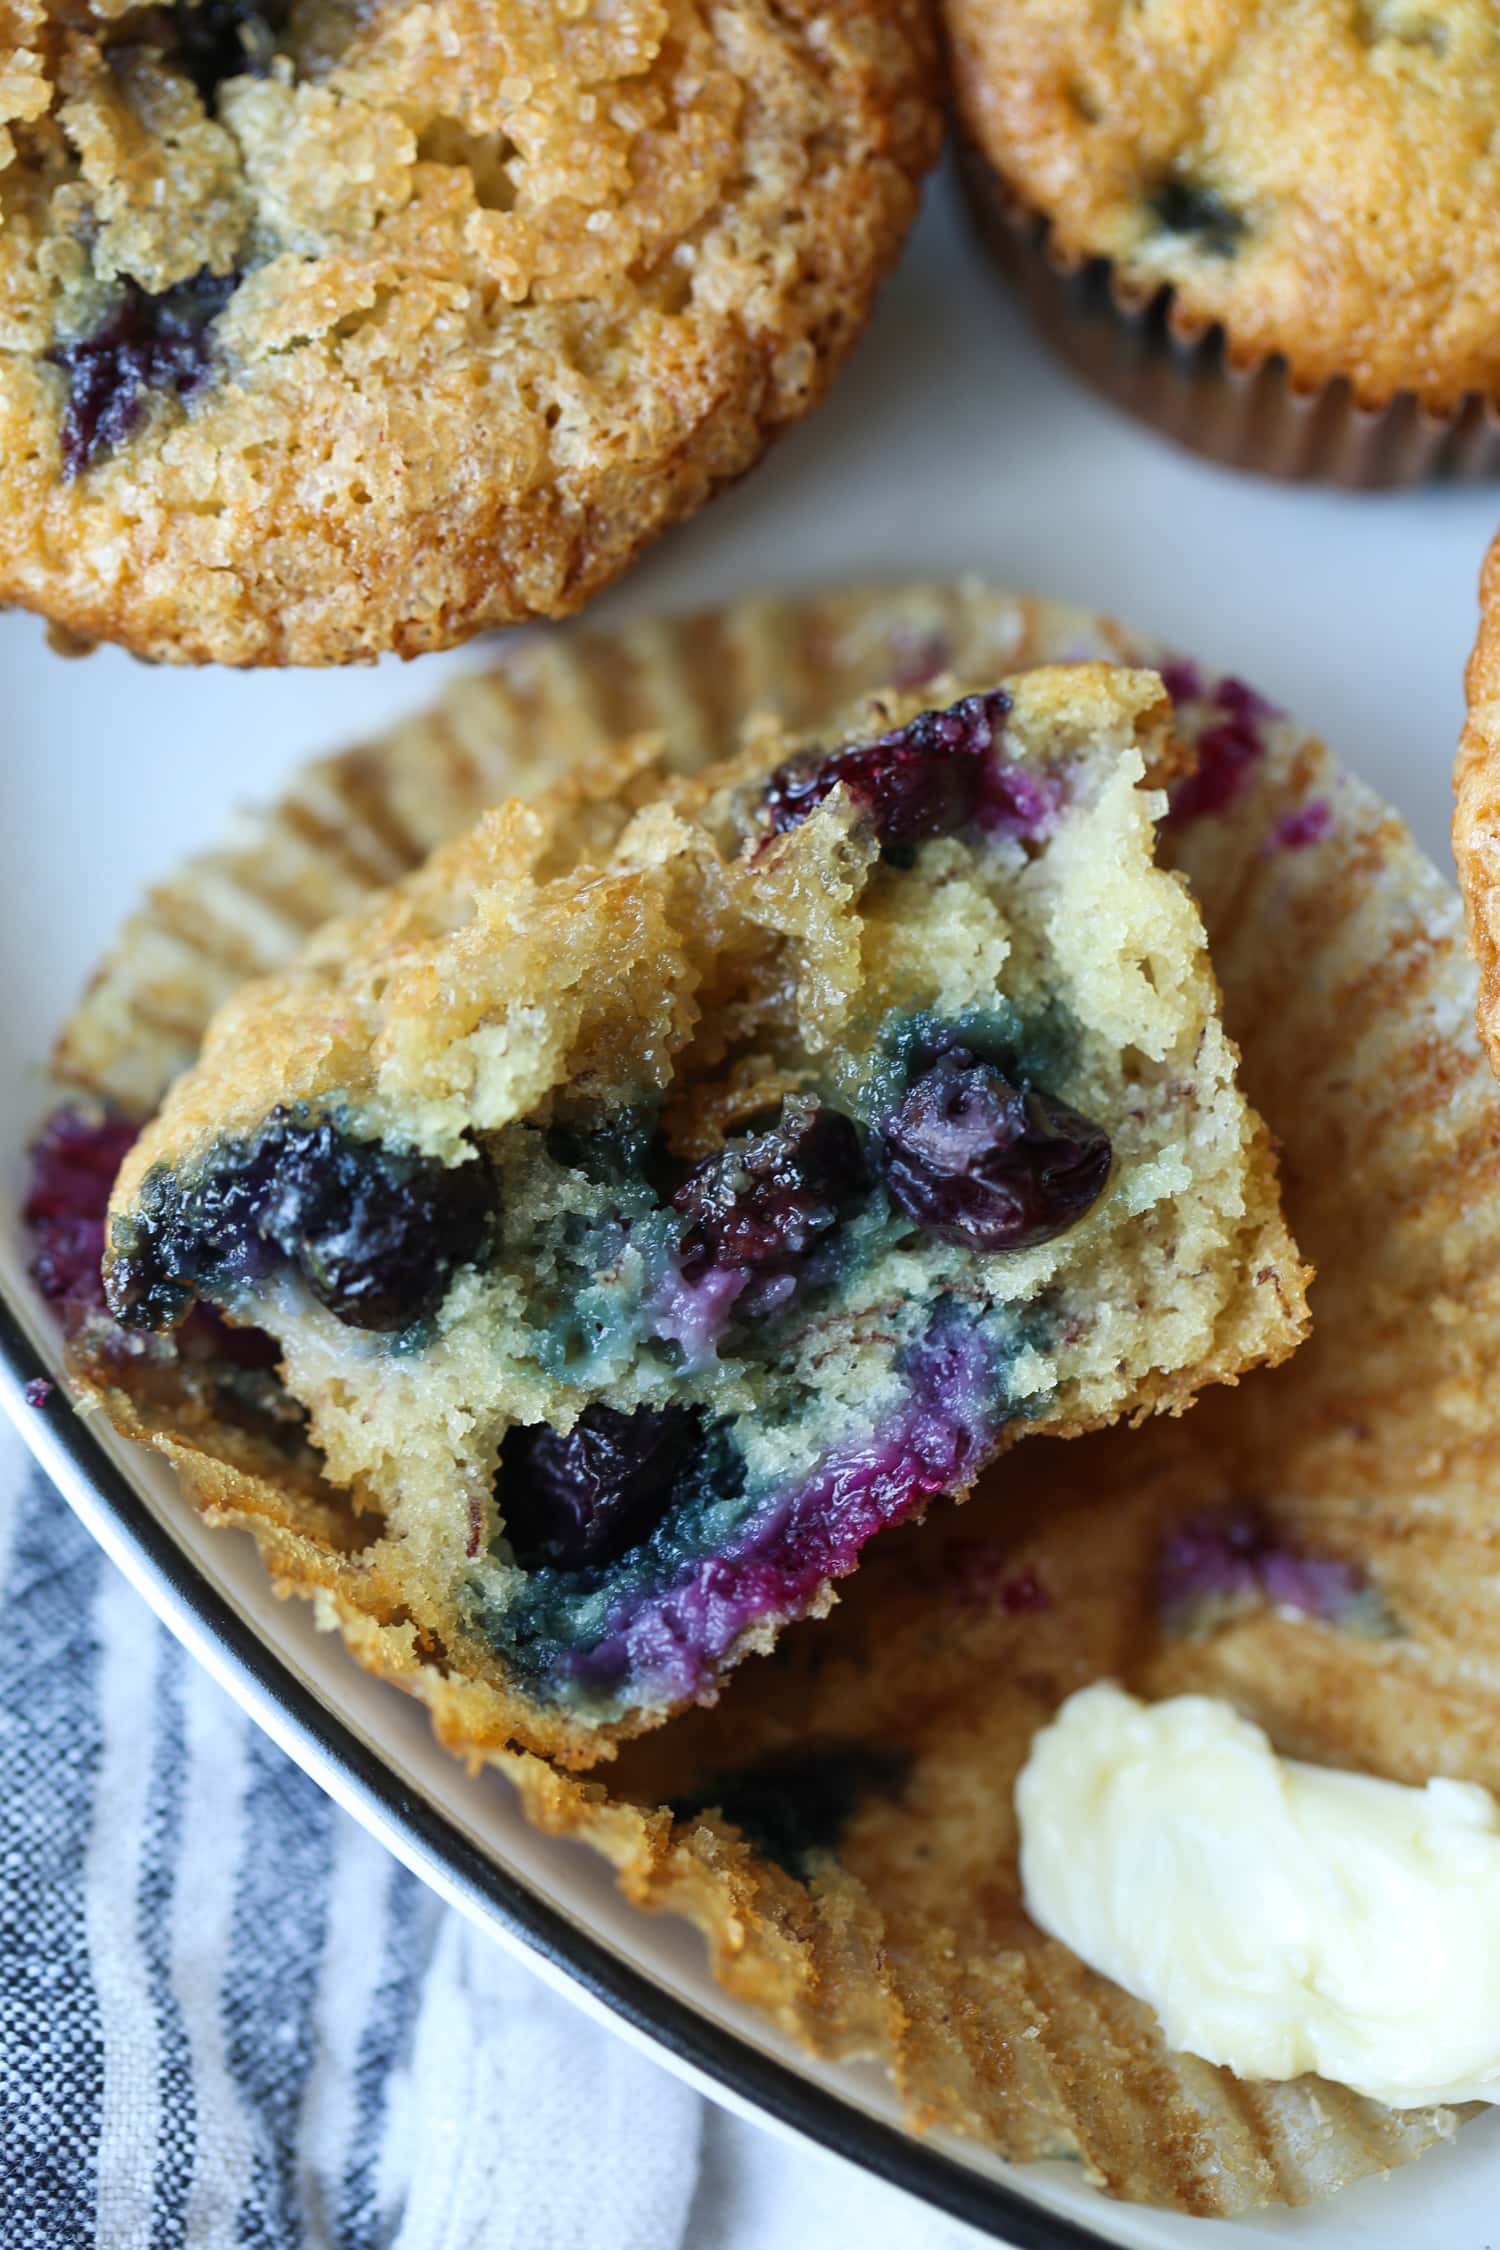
0, 0, 937, 664
90, 665, 1307, 1762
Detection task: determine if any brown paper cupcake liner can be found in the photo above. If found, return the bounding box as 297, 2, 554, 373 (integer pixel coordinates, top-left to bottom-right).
959, 139, 1500, 489
40, 584, 1500, 2214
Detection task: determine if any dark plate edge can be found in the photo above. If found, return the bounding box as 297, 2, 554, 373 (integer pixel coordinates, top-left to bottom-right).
0, 1283, 1117, 2250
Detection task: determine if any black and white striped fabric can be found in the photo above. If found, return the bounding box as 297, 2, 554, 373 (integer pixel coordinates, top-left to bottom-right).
1, 1427, 974, 2250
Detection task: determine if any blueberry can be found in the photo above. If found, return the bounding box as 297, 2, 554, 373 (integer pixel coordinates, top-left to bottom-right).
50, 271, 237, 479
673, 1098, 865, 1285
879, 1051, 1110, 1251
108, 1110, 495, 1334
500, 1403, 698, 1572
1150, 178, 1245, 258
271, 1128, 495, 1331
764, 691, 1012, 851
173, 0, 288, 100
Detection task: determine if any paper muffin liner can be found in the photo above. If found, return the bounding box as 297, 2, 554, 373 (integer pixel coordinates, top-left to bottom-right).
959, 140, 1500, 489
42, 584, 1500, 2213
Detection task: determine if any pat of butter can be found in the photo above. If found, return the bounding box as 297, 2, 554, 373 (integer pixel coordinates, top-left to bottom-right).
1016, 1682, 1500, 2109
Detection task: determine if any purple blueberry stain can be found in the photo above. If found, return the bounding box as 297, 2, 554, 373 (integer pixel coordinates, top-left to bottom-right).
1215, 676, 1281, 727
23, 1378, 54, 1409
1159, 667, 1285, 830
561, 1316, 998, 1704
978, 761, 1062, 843
998, 1560, 1051, 1614
1266, 799, 1332, 854
50, 270, 237, 479
25, 1108, 141, 1316
1158, 1511, 1369, 1632
1165, 720, 1261, 826
763, 691, 1018, 852
475, 1310, 1011, 1712
878, 1050, 1110, 1253
1158, 658, 1205, 706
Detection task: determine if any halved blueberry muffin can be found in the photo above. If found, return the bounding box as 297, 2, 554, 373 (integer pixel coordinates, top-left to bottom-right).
93, 665, 1306, 1760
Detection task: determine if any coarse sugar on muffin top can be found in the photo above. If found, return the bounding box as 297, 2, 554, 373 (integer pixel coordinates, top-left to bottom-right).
946, 0, 1500, 413
0, 0, 938, 665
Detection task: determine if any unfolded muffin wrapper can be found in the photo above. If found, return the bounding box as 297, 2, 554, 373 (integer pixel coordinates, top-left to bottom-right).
959, 143, 1500, 489
52, 584, 1500, 2214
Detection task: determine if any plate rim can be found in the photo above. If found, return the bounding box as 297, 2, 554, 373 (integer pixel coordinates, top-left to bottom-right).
0, 1282, 1122, 2250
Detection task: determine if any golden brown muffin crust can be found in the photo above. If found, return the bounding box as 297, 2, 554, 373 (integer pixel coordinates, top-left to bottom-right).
0, 0, 938, 664
948, 0, 1500, 412
1455, 529, 1500, 1073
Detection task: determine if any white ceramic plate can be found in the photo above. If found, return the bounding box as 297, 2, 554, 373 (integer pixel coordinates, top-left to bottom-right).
6, 158, 1500, 2248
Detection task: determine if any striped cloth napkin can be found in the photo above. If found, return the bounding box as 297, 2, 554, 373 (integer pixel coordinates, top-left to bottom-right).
1, 1421, 977, 2250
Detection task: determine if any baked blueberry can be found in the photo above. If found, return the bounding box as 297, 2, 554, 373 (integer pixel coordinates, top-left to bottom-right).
880, 1052, 1111, 1252
1149, 178, 1246, 258
501, 1405, 699, 1572
764, 691, 1013, 848
108, 1111, 495, 1334
674, 1099, 865, 1291
50, 275, 237, 481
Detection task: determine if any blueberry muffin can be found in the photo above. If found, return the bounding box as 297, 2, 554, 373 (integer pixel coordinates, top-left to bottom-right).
948, 0, 1500, 481
0, 0, 937, 664
1457, 529, 1500, 1067
89, 666, 1306, 1761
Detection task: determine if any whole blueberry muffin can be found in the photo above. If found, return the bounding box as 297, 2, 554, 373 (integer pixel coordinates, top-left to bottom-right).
86, 665, 1305, 1761
948, 0, 1500, 480
0, 0, 937, 663
1456, 527, 1500, 1065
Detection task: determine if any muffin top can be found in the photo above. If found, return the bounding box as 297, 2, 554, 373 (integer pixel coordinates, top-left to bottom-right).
0, 0, 937, 665
947, 0, 1500, 412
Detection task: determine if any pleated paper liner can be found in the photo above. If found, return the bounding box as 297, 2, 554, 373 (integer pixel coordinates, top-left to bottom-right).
50, 585, 1500, 2213
959, 143, 1500, 489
